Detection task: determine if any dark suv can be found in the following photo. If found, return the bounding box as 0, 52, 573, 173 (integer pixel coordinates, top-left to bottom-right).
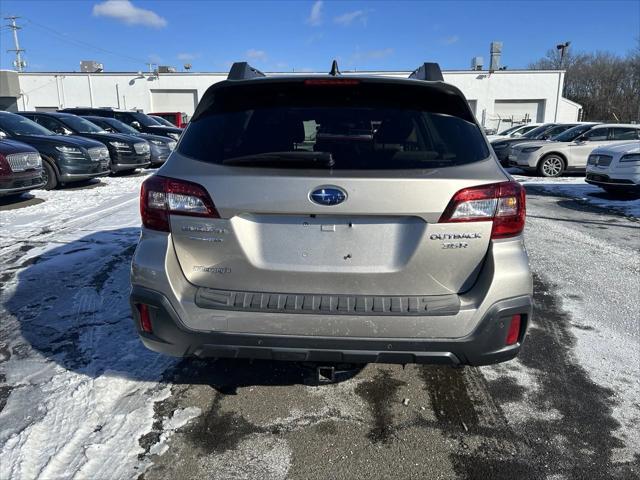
20, 112, 151, 174
83, 116, 175, 167
0, 112, 109, 189
59, 108, 182, 140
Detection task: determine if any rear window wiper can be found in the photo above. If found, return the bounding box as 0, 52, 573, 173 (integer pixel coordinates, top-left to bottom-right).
222, 151, 335, 167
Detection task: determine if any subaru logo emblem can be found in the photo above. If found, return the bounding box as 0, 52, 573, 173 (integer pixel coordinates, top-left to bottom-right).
309, 186, 347, 206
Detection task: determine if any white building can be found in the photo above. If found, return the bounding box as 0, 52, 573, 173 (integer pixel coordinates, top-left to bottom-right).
1, 68, 581, 130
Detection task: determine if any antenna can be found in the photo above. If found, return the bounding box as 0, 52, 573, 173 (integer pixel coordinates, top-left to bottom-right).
329, 59, 340, 76
4, 16, 27, 72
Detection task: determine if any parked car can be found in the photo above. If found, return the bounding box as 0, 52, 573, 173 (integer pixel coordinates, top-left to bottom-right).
149, 112, 188, 128
0, 139, 45, 197
586, 142, 640, 194
487, 123, 542, 141
0, 111, 109, 189
491, 123, 589, 166
59, 108, 183, 140
83, 116, 176, 167
509, 123, 640, 177
130, 61, 533, 367
19, 112, 151, 174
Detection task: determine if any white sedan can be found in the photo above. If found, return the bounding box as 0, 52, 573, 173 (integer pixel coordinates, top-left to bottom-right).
585, 141, 640, 193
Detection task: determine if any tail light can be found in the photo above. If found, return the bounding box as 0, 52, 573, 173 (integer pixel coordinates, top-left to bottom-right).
439, 181, 526, 239
505, 314, 522, 345
140, 175, 219, 232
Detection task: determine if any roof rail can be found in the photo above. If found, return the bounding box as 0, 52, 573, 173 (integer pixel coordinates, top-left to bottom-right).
227, 62, 266, 80
408, 62, 444, 82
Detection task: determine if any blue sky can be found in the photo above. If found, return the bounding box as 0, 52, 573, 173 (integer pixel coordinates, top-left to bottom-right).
1, 0, 638, 72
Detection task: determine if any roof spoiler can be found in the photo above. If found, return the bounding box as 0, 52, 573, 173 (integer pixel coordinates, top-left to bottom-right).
408, 62, 444, 82
227, 62, 266, 80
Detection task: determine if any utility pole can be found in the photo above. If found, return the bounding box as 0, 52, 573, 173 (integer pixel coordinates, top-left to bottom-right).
4, 16, 27, 72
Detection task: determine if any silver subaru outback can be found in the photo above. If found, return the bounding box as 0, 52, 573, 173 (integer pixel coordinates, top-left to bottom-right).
130, 62, 533, 366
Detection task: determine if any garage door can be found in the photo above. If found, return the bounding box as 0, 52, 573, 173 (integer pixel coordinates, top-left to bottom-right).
150, 89, 198, 117
493, 100, 544, 124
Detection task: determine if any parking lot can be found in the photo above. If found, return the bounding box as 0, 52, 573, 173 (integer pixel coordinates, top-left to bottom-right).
0, 172, 638, 479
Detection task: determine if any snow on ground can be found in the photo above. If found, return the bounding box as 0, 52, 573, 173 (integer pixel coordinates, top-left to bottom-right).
0, 174, 200, 480
507, 168, 640, 218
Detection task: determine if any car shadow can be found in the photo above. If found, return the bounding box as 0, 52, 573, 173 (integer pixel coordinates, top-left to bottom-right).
2, 228, 362, 390
0, 193, 45, 210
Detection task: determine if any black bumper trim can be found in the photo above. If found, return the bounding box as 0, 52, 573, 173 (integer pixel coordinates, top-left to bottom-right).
130, 287, 532, 366
195, 287, 461, 316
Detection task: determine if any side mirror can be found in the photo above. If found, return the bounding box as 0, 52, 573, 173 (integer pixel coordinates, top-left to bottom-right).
131, 121, 141, 130
576, 135, 588, 143
512, 132, 522, 137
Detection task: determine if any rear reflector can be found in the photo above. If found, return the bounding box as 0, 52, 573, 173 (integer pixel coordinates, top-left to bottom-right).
438, 181, 526, 239
505, 314, 521, 345
140, 175, 219, 232
137, 304, 153, 333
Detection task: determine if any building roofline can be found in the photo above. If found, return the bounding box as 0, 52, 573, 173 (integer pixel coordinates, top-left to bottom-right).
12, 68, 567, 76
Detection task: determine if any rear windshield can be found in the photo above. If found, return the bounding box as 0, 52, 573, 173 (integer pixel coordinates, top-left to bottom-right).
178, 81, 489, 169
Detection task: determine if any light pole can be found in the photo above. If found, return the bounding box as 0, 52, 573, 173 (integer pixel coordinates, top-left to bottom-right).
556, 41, 571, 69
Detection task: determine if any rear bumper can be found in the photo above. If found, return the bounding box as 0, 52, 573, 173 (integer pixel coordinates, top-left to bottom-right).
130, 286, 531, 366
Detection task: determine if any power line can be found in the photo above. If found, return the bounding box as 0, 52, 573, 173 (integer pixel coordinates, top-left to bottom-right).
22, 16, 149, 67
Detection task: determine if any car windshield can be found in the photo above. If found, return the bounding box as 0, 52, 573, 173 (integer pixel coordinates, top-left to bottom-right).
497, 125, 522, 135
179, 81, 489, 169
151, 115, 175, 127
544, 124, 575, 139
0, 113, 54, 136
130, 112, 161, 127
523, 125, 551, 139
105, 118, 139, 134
61, 115, 105, 133
553, 124, 594, 142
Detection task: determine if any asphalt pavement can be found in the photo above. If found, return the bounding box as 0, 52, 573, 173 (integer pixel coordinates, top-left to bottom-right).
0, 177, 638, 480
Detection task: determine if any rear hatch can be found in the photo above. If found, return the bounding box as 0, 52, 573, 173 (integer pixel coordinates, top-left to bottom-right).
155, 78, 511, 297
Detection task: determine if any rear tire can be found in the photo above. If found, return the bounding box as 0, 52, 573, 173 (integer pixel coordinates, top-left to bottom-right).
42, 161, 58, 190
537, 155, 565, 177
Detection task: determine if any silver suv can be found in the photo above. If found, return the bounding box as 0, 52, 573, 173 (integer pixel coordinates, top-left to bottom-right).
130, 62, 533, 366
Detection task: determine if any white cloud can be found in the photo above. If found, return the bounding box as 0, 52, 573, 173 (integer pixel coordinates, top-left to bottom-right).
307, 1, 323, 26
177, 53, 199, 61
93, 0, 167, 28
441, 35, 460, 45
334, 10, 367, 26
246, 49, 268, 61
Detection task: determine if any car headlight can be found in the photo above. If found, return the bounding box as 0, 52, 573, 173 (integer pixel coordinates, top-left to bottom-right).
522, 146, 542, 153
167, 133, 180, 141
167, 141, 176, 151
150, 140, 165, 146
620, 153, 640, 163
109, 141, 130, 148
55, 146, 82, 154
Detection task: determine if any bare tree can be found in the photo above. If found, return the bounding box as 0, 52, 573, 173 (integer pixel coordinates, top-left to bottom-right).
530, 46, 640, 123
